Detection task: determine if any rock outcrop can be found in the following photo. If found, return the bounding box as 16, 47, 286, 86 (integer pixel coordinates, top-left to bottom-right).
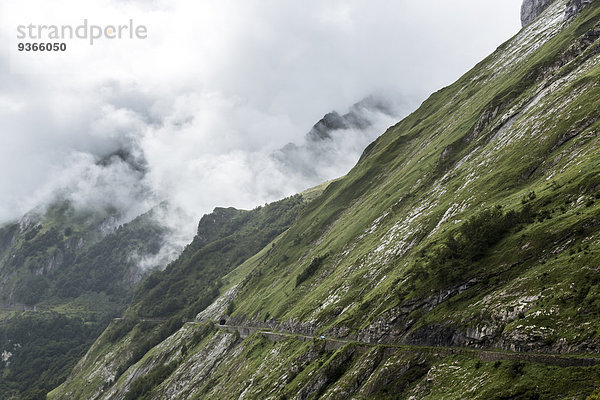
565, 0, 593, 20
521, 0, 593, 27
521, 0, 554, 26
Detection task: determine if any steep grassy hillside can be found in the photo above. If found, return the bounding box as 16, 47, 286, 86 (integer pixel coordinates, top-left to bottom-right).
52, 1, 600, 399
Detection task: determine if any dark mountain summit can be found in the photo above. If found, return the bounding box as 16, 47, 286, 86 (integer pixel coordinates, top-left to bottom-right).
306, 96, 395, 141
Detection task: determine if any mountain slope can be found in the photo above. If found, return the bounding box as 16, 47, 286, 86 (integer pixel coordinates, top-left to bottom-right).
48, 193, 312, 400
0, 202, 168, 399
51, 1, 600, 399
0, 89, 392, 400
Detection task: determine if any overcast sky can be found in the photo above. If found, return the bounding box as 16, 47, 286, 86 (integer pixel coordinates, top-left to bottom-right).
0, 0, 523, 251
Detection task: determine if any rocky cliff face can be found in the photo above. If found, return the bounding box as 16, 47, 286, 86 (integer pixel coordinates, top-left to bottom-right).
565, 0, 594, 20
521, 0, 554, 26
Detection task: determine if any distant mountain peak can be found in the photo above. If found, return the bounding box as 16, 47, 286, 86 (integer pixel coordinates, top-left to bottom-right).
97, 148, 147, 174
307, 96, 395, 142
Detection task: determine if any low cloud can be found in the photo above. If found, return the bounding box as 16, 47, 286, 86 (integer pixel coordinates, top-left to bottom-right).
0, 0, 522, 267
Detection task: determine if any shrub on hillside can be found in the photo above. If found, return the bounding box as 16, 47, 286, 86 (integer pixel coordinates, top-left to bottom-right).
296, 254, 329, 287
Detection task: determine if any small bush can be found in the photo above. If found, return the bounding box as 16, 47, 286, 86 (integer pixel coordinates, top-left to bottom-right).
106, 318, 138, 343
586, 198, 595, 207
508, 361, 525, 378
226, 300, 235, 315
587, 389, 600, 400
296, 254, 329, 287
124, 361, 178, 400
521, 191, 537, 204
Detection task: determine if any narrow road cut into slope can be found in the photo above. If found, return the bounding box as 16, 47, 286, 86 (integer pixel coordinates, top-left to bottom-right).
214, 323, 600, 368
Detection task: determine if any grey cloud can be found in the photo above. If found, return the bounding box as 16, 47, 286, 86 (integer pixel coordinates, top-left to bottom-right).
0, 0, 523, 267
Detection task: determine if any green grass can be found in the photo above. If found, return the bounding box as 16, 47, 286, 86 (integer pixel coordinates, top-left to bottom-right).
49, 2, 600, 399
